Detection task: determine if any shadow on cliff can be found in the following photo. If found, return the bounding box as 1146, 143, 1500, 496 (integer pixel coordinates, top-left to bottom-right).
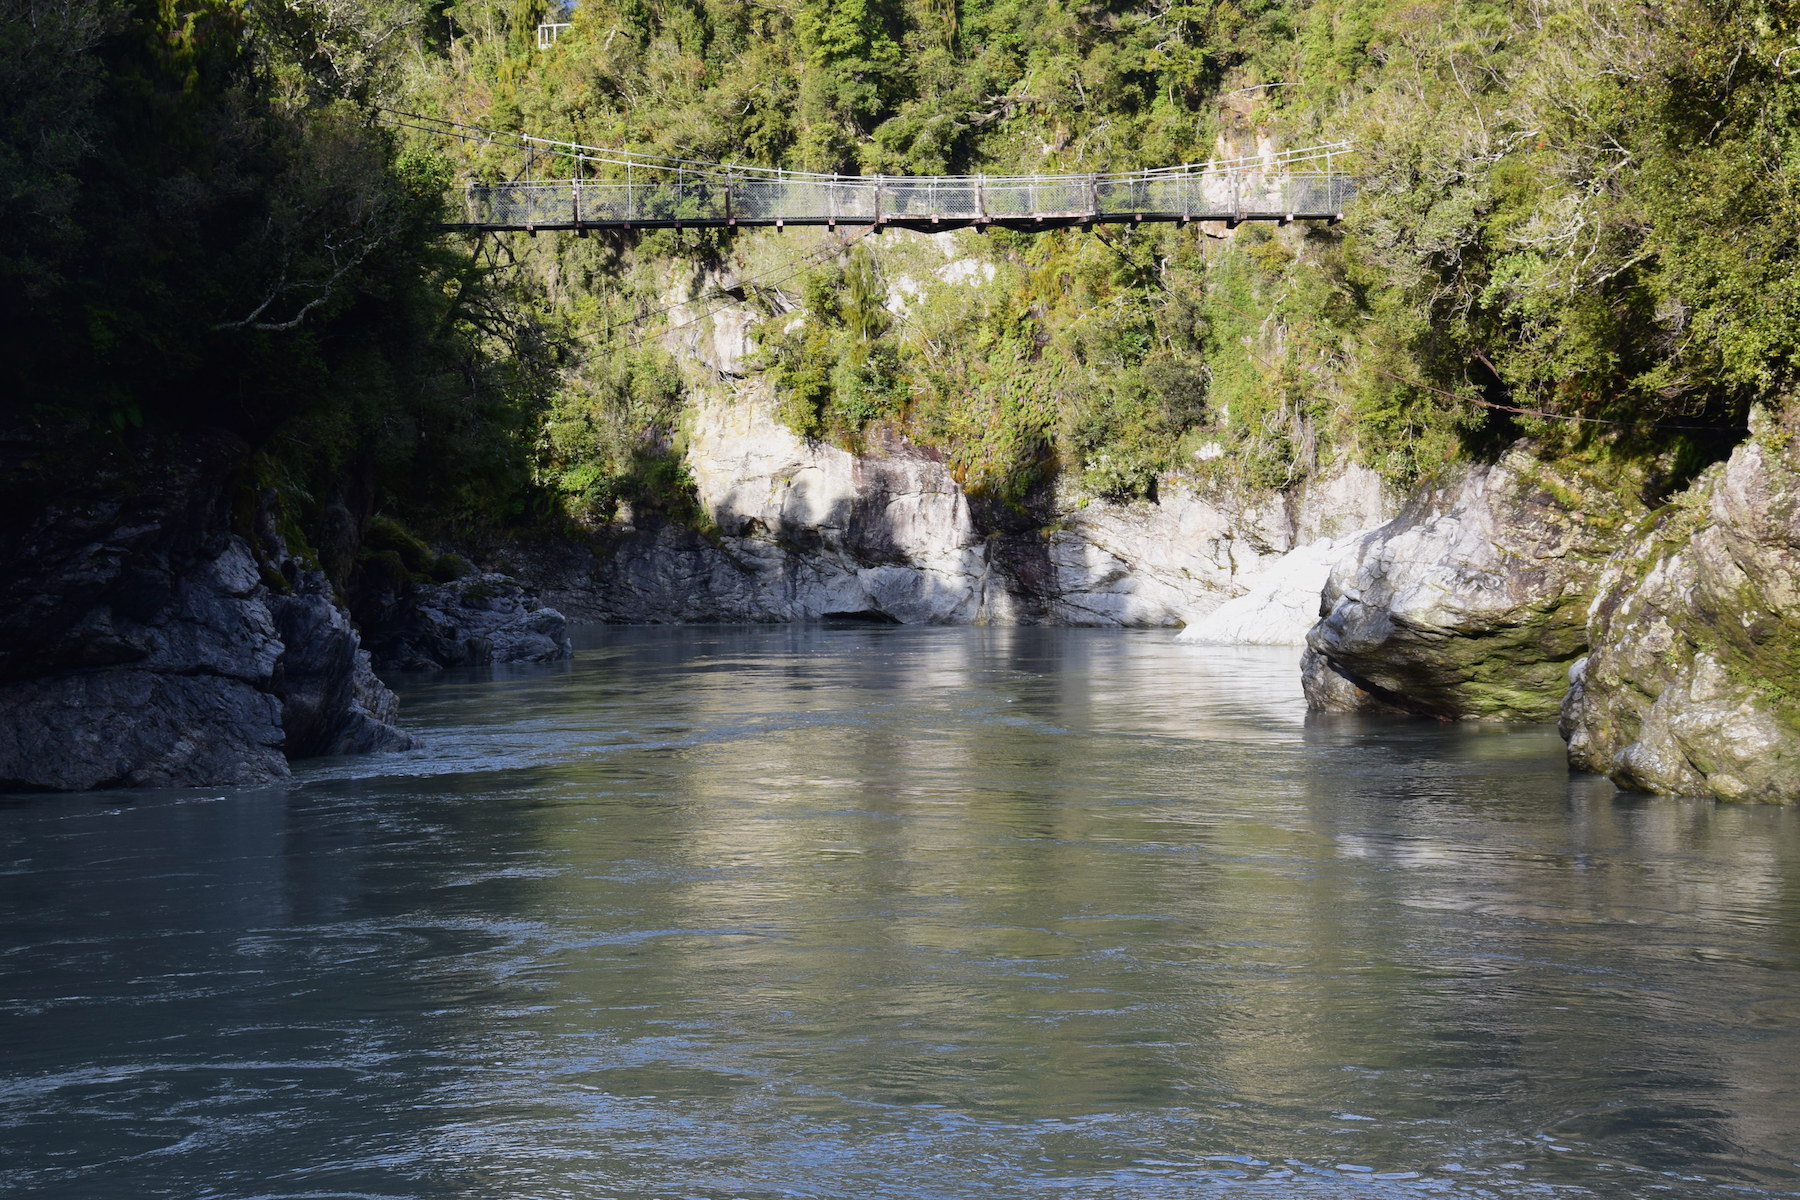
511, 443, 1066, 625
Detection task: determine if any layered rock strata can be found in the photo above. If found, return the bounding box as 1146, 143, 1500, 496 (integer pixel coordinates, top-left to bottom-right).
1562, 408, 1800, 802
1301, 442, 1646, 720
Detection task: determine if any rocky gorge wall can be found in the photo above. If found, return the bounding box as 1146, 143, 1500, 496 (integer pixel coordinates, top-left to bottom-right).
1561, 408, 1800, 802
511, 234, 1396, 634
519, 238, 1800, 804
516, 383, 1396, 637
9, 228, 1795, 804
0, 430, 573, 793
7, 404, 1795, 805
0, 432, 414, 791
519, 237, 1397, 634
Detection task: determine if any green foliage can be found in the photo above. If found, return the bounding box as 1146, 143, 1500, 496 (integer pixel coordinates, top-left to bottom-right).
363, 514, 436, 575
1317, 0, 1800, 449
386, 0, 1800, 533
1, 0, 560, 558
17, 0, 1798, 583
764, 246, 905, 445
537, 343, 698, 525
796, 0, 904, 171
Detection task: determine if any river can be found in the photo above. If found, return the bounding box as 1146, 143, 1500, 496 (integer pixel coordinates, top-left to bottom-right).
3, 626, 1798, 1199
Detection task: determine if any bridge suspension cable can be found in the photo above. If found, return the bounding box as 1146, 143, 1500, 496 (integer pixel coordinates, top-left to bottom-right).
378, 111, 1358, 234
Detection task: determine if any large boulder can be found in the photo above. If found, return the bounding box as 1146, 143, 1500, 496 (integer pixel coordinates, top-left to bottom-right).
271, 570, 418, 757
1302, 441, 1646, 719
0, 429, 413, 792
1562, 408, 1800, 801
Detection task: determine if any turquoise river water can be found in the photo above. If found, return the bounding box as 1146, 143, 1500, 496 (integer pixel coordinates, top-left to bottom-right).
3, 626, 1799, 1199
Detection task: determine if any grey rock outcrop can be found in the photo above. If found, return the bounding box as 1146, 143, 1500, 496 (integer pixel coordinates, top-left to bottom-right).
523, 388, 1395, 628
1302, 441, 1646, 720
1562, 408, 1800, 802
271, 570, 416, 757
361, 573, 573, 671
0, 431, 414, 792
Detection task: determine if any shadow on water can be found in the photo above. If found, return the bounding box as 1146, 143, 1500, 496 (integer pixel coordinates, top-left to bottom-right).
2, 626, 1799, 1199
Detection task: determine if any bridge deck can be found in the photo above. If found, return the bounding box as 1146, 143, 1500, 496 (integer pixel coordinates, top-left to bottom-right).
439, 210, 1343, 233
439, 172, 1356, 235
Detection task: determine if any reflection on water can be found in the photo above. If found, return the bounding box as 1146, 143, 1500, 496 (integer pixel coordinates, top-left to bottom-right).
2, 626, 1798, 1199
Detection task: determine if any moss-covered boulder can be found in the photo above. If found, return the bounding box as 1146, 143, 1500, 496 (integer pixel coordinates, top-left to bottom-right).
1302, 441, 1646, 720
1562, 407, 1800, 802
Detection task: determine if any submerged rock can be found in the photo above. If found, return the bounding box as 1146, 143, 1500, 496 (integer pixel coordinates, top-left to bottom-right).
0, 430, 414, 792
1562, 408, 1800, 802
1301, 441, 1645, 720
360, 573, 573, 672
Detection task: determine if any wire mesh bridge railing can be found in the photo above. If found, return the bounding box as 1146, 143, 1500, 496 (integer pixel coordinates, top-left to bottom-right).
389, 115, 1357, 234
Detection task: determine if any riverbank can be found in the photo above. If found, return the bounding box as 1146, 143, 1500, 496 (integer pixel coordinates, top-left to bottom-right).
8, 396, 1795, 804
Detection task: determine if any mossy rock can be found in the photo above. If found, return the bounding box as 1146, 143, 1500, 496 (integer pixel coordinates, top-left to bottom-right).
429, 552, 474, 583
363, 515, 435, 576
357, 549, 414, 599
1305, 442, 1647, 722
1564, 407, 1800, 801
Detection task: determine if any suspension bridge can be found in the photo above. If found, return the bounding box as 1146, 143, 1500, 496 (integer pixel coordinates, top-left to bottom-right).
390, 115, 1358, 235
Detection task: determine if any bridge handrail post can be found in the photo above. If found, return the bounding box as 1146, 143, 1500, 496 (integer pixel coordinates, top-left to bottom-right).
976, 173, 986, 221
874, 174, 883, 226
1087, 173, 1097, 219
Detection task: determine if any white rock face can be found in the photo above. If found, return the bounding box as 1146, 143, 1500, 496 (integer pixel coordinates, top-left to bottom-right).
665, 265, 757, 377
575, 385, 1017, 623
550, 387, 1394, 631
689, 387, 1019, 623
1047, 466, 1392, 628
1302, 441, 1644, 719
1177, 535, 1363, 645
936, 258, 996, 287
539, 244, 1396, 632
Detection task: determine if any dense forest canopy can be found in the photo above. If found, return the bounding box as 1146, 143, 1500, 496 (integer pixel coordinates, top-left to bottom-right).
1, 0, 551, 540
6, 0, 1800, 547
